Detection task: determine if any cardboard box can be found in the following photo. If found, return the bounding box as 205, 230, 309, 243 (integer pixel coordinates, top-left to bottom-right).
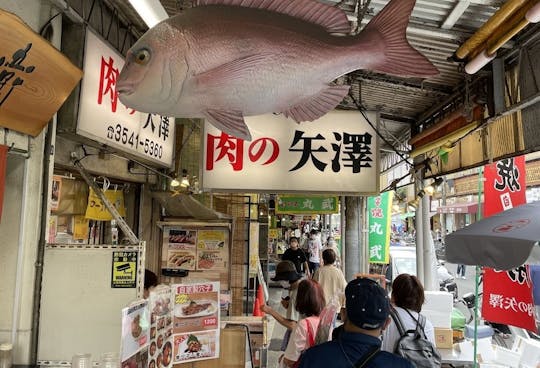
434, 327, 453, 349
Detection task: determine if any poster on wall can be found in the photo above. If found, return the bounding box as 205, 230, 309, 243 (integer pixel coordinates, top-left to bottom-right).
148, 286, 174, 368
162, 227, 229, 273
172, 282, 220, 363
51, 175, 62, 211
164, 229, 197, 270
120, 300, 150, 367
112, 251, 138, 288
196, 230, 228, 270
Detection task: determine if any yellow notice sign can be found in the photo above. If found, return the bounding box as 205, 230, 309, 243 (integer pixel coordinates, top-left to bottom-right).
111, 251, 137, 288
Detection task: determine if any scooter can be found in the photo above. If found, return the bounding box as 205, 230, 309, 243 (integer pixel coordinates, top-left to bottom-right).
456, 291, 512, 348
437, 261, 458, 301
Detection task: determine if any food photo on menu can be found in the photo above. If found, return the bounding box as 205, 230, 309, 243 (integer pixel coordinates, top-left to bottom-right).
168, 229, 196, 245
120, 301, 150, 367
172, 282, 221, 363
173, 331, 218, 363
148, 286, 174, 368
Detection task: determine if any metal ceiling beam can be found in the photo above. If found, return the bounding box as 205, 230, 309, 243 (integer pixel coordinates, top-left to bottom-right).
441, 1, 471, 29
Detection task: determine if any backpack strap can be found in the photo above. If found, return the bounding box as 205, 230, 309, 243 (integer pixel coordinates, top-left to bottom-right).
305, 317, 316, 348
354, 345, 380, 368
403, 308, 428, 339
389, 305, 407, 337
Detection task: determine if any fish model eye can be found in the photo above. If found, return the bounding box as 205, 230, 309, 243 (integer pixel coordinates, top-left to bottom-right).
134, 49, 151, 65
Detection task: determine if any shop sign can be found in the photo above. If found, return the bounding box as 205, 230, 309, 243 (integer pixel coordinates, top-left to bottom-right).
249, 222, 260, 276
482, 155, 536, 331
275, 195, 339, 214
112, 251, 138, 288
202, 110, 379, 193
484, 155, 526, 217
367, 191, 393, 264
0, 9, 82, 136
77, 30, 175, 167
120, 299, 149, 363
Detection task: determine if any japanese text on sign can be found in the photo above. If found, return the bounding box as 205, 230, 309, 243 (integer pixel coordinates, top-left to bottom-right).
0, 43, 35, 106
368, 192, 392, 264
206, 130, 372, 173
77, 30, 174, 166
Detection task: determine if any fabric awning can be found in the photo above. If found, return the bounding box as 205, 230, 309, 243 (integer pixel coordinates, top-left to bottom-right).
436, 202, 479, 214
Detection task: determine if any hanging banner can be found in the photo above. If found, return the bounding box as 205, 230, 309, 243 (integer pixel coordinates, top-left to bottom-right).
249, 222, 260, 277
84, 187, 126, 221
367, 191, 393, 264
0, 145, 7, 222
482, 155, 536, 331
483, 156, 526, 217
275, 195, 339, 214
482, 267, 537, 331
202, 111, 379, 194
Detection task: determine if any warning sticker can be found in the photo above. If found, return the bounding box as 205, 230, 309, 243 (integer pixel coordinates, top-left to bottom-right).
112, 251, 138, 288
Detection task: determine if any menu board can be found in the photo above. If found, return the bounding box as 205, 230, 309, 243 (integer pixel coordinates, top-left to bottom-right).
148, 286, 174, 368
162, 227, 229, 272
172, 282, 220, 363
120, 300, 150, 368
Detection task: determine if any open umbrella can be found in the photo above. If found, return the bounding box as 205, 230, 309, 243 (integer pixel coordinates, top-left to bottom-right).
445, 201, 540, 270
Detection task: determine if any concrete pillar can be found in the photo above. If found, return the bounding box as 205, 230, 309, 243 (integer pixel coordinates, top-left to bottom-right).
344, 196, 363, 281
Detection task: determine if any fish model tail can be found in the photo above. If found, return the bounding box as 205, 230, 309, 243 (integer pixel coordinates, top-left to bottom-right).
362, 0, 438, 78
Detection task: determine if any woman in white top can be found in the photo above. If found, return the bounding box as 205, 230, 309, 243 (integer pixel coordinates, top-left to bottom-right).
382, 273, 436, 352
281, 279, 326, 367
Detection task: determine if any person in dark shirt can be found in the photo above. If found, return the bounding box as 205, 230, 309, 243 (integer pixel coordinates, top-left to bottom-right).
282, 237, 310, 278
299, 278, 414, 368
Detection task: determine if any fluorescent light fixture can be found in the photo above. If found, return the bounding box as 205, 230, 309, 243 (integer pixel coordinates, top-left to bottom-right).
465, 49, 496, 74
128, 0, 168, 28
526, 2, 540, 23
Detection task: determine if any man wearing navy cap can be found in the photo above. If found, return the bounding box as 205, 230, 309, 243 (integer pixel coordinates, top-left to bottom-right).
298, 278, 414, 368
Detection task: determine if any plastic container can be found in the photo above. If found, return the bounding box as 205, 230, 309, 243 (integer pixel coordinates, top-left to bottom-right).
100, 352, 119, 368
71, 353, 91, 368
0, 344, 12, 368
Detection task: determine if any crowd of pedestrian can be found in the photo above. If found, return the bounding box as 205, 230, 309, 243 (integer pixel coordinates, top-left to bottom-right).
264, 231, 440, 367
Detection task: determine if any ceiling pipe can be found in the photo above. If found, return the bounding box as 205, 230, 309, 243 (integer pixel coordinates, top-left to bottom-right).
456, 0, 530, 60
463, 0, 540, 74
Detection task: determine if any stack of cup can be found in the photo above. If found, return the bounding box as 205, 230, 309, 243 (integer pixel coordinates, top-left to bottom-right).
0, 343, 12, 368
71, 353, 91, 368
100, 352, 119, 368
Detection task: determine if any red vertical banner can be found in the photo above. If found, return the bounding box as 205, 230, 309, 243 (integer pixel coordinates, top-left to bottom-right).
482, 267, 537, 331
0, 145, 8, 222
483, 155, 526, 217
482, 155, 536, 332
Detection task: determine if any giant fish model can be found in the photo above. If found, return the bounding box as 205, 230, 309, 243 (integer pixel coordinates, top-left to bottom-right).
117, 0, 438, 140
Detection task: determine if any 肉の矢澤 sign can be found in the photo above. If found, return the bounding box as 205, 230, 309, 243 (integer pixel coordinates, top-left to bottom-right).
202, 111, 379, 194
77, 30, 174, 167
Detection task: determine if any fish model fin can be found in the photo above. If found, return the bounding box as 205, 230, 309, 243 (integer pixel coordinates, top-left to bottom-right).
204, 109, 252, 141
282, 85, 350, 123
197, 0, 350, 33
196, 53, 273, 89
362, 0, 438, 78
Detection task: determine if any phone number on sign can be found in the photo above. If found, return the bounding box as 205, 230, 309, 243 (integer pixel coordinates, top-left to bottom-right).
106, 124, 163, 159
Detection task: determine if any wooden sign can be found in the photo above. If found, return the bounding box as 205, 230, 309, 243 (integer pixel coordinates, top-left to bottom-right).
0, 10, 82, 136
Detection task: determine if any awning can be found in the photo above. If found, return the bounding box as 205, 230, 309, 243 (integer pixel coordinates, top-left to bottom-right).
436, 202, 479, 214
151, 191, 231, 220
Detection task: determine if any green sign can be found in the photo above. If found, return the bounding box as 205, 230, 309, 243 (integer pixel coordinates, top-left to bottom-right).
276, 195, 339, 214
368, 191, 393, 264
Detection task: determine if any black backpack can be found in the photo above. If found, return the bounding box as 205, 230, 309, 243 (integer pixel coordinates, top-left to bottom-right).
390, 306, 442, 368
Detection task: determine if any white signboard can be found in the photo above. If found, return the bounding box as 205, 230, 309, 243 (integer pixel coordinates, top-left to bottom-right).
77, 30, 175, 167
202, 110, 379, 194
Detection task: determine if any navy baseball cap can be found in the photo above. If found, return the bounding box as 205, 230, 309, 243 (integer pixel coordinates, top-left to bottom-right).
345, 278, 390, 330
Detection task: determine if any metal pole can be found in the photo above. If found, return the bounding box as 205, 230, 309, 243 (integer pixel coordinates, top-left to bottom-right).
473, 166, 484, 368
415, 177, 425, 284
72, 158, 139, 244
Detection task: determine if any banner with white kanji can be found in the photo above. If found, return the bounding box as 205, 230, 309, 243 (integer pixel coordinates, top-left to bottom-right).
482, 155, 536, 332
367, 191, 393, 264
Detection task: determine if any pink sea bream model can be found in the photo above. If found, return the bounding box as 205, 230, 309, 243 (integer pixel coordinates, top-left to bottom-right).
117, 0, 438, 140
